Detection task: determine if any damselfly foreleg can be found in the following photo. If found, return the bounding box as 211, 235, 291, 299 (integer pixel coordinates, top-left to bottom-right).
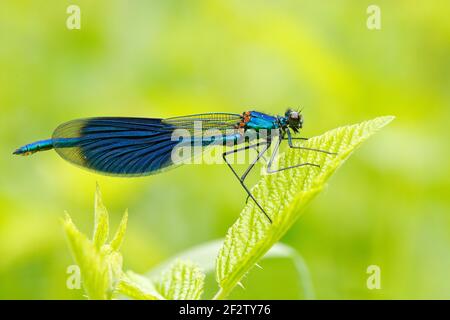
282, 129, 336, 155
266, 134, 321, 174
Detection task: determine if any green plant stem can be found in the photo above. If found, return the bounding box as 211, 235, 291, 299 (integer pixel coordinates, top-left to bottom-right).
212, 287, 226, 300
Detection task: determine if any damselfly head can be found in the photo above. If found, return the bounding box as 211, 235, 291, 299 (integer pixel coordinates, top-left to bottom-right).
285, 108, 303, 132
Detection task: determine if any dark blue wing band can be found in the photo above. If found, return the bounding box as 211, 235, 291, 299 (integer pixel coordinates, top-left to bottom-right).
52, 117, 179, 176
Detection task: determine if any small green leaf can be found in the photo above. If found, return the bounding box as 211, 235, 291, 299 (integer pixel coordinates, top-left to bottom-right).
93, 183, 109, 249
62, 185, 127, 300
110, 210, 128, 252
62, 213, 113, 300
116, 271, 164, 300
146, 239, 314, 299
215, 116, 394, 299
157, 260, 205, 300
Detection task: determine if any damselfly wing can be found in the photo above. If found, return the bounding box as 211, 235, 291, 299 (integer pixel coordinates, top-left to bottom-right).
48, 113, 244, 176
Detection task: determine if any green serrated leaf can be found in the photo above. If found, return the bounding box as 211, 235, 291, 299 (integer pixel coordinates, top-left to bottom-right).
157, 260, 205, 300
62, 213, 112, 300
146, 239, 314, 299
93, 183, 109, 248
215, 116, 394, 299
62, 185, 127, 300
116, 271, 164, 300
110, 210, 128, 252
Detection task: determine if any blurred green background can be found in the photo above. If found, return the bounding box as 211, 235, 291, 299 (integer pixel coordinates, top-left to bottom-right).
1, 0, 449, 299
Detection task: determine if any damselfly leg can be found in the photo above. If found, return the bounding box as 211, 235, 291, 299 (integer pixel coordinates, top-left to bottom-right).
224, 130, 337, 224
265, 130, 337, 173
265, 135, 321, 174
222, 141, 272, 223
283, 129, 337, 156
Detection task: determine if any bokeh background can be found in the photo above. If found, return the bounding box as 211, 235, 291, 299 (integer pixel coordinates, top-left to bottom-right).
1, 0, 449, 299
